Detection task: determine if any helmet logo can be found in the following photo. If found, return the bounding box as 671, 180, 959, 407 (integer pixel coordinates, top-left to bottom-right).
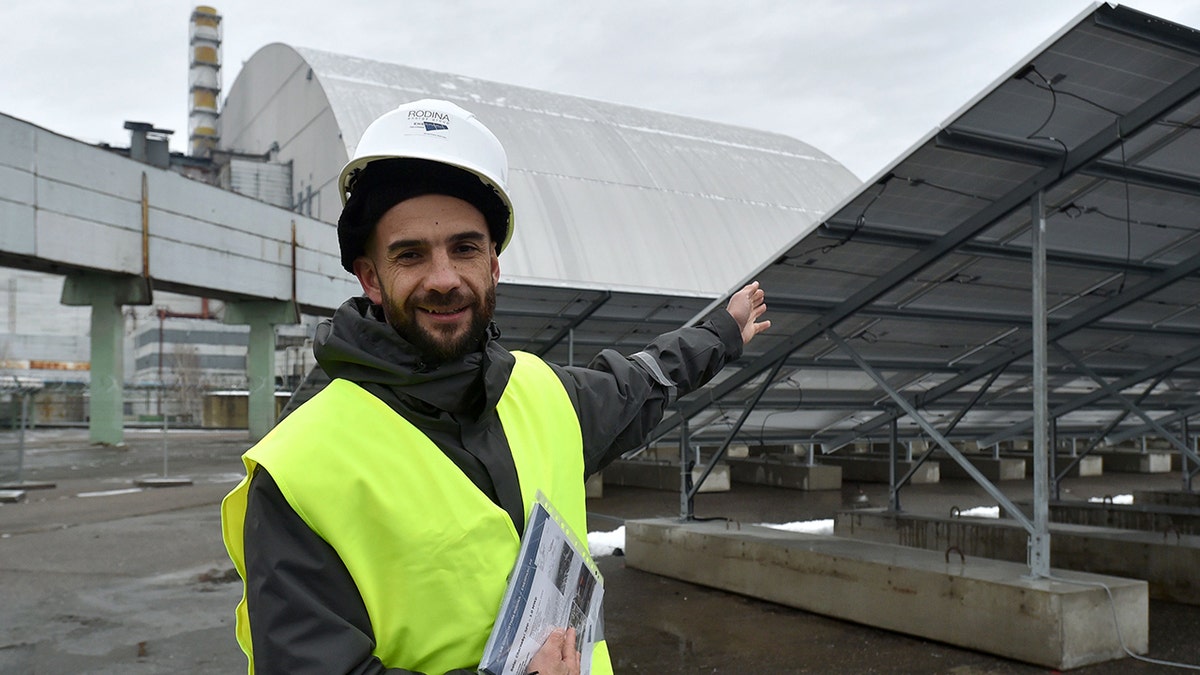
408, 109, 451, 134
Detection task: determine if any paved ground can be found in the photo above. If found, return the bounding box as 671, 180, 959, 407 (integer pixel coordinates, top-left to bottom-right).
1, 428, 1198, 673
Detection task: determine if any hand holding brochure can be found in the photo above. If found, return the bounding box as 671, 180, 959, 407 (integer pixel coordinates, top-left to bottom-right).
478, 492, 604, 675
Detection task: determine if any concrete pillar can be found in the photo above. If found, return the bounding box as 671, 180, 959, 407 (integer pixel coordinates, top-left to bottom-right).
60, 273, 151, 445
225, 300, 297, 441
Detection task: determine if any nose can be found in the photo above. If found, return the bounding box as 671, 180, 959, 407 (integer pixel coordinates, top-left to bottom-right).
422, 249, 462, 294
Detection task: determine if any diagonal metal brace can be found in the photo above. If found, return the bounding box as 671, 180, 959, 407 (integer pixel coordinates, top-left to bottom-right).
1056, 372, 1167, 482
1053, 343, 1200, 468
826, 330, 1036, 534
686, 358, 787, 502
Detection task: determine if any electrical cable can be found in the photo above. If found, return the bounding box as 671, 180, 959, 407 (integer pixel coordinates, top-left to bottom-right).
890, 174, 994, 202
1077, 205, 1189, 232
779, 177, 892, 265
756, 378, 803, 446
1020, 67, 1070, 178
1043, 572, 1200, 671
1021, 64, 1140, 296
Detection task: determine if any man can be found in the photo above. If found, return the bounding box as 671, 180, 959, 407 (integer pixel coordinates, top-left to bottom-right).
221, 99, 769, 675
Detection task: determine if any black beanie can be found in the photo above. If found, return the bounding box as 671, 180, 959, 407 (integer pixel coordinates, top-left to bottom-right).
337, 158, 510, 272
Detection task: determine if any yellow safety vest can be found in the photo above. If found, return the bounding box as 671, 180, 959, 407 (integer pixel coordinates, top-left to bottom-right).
222, 351, 612, 674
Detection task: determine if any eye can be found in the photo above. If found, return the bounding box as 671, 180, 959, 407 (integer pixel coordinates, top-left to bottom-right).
391, 250, 422, 263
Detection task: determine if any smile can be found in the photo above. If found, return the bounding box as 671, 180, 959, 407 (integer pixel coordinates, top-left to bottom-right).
421, 306, 469, 320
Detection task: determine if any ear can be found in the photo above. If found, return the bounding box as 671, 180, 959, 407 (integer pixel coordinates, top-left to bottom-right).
352, 256, 384, 305
491, 250, 500, 285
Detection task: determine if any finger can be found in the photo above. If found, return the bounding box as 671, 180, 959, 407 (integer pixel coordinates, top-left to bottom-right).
561, 627, 578, 660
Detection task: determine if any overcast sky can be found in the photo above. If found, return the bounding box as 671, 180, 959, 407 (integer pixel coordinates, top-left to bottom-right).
4, 0, 1200, 181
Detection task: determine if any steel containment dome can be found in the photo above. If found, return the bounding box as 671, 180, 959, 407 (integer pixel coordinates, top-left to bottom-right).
219, 43, 859, 296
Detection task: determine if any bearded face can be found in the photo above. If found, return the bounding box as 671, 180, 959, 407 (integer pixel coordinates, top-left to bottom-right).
378, 281, 497, 363
352, 194, 501, 363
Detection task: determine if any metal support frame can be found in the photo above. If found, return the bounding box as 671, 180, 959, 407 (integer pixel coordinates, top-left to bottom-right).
1029, 190, 1051, 578
15, 391, 29, 483
883, 366, 1006, 509
1185, 448, 1197, 487
888, 417, 900, 512
979, 339, 1200, 448
1184, 417, 1193, 493
679, 415, 693, 521
1050, 418, 1060, 500
681, 359, 786, 519
669, 63, 1200, 454
826, 331, 1038, 538
1106, 400, 1200, 445
1052, 343, 1200, 469
535, 291, 611, 359
1055, 373, 1168, 482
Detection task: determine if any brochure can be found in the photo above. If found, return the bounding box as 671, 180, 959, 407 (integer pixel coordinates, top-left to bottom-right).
478, 492, 604, 675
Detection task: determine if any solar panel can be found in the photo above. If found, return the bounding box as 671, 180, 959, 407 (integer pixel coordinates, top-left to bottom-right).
654, 4, 1200, 460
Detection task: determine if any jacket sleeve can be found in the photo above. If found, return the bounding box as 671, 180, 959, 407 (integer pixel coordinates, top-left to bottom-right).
243, 468, 476, 675
552, 309, 744, 476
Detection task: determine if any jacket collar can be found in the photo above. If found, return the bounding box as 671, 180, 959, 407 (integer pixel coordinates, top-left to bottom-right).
313, 296, 513, 420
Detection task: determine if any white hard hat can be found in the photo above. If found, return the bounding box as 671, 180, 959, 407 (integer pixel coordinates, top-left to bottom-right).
338, 99, 514, 252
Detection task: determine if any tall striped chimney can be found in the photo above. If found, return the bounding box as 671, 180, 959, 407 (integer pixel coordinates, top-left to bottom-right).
188, 6, 222, 157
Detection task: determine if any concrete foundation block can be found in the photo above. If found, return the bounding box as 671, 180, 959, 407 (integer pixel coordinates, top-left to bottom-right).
999, 454, 1102, 477
626, 518, 1147, 670
727, 458, 842, 491
585, 472, 603, 499
836, 509, 1200, 604
1133, 490, 1200, 508
1038, 500, 1200, 537
603, 459, 729, 492
819, 455, 939, 484
1098, 452, 1172, 474
725, 444, 749, 459
1058, 455, 1104, 477
1169, 453, 1199, 472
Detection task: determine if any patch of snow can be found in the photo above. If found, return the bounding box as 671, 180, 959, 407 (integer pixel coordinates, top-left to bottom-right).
758, 519, 834, 535
78, 487, 143, 498
959, 506, 1000, 518
1088, 494, 1134, 504
588, 526, 625, 557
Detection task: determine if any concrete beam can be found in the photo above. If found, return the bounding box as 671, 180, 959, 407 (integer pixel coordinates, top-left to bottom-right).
225, 300, 297, 441
836, 508, 1200, 604
1034, 500, 1200, 537
603, 459, 729, 493
626, 518, 1147, 669
61, 272, 152, 445
1133, 490, 1200, 508
726, 457, 842, 491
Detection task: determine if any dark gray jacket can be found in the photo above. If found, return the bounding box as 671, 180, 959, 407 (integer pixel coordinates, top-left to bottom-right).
242, 296, 742, 674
